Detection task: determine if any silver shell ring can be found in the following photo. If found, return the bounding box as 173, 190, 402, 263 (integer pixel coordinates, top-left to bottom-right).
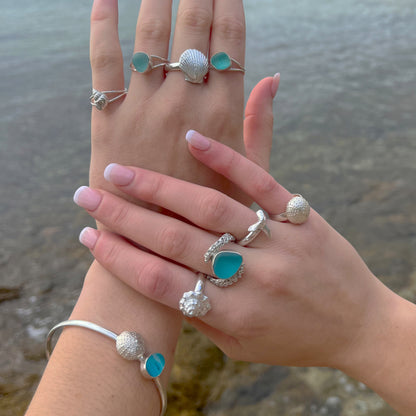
165, 49, 209, 84
275, 194, 310, 224
90, 88, 127, 111
130, 52, 169, 74
238, 210, 271, 246
204, 233, 244, 288
179, 274, 211, 318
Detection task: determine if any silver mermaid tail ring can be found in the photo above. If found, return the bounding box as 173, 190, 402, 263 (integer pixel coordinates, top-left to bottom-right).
210, 52, 245, 73
165, 49, 209, 84
130, 52, 169, 73
238, 210, 271, 246
275, 194, 310, 224
204, 233, 244, 287
179, 274, 211, 318
90, 88, 127, 111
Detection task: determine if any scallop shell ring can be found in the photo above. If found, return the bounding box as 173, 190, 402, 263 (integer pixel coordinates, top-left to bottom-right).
274, 194, 310, 224
166, 49, 209, 84
179, 275, 211, 317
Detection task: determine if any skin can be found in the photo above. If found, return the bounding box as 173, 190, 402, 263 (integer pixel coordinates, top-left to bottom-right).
26, 0, 280, 415
74, 133, 416, 416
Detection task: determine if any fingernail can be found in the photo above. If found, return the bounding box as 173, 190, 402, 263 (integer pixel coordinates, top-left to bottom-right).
79, 227, 99, 249
185, 130, 211, 151
73, 186, 102, 211
271, 73, 280, 99
104, 163, 135, 186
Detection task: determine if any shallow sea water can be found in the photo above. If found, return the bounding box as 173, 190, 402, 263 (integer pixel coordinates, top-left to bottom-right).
0, 0, 415, 415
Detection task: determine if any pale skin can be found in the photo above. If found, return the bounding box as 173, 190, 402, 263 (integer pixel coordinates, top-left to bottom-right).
72, 131, 416, 416
26, 0, 278, 415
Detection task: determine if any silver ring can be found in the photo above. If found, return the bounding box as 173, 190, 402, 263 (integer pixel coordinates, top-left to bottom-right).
210, 52, 245, 73
130, 52, 169, 73
204, 233, 244, 287
165, 49, 209, 84
179, 274, 211, 318
46, 320, 167, 415
274, 194, 310, 224
90, 88, 127, 111
238, 210, 271, 246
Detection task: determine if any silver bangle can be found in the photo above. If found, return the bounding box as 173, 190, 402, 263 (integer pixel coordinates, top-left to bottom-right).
46, 320, 167, 416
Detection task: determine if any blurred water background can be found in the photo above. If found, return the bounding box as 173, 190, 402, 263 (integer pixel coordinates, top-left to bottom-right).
1, 0, 416, 415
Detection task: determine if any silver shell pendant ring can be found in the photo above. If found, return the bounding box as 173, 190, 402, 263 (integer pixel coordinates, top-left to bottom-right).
166, 49, 209, 84
179, 274, 211, 317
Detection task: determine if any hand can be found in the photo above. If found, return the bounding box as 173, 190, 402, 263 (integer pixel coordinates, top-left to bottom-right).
88, 0, 278, 202
73, 132, 399, 372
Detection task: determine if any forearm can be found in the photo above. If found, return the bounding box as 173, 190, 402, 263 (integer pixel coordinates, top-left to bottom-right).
340, 285, 416, 416
27, 261, 182, 416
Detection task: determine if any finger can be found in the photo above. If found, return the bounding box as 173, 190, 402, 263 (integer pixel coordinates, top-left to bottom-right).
103, 163, 259, 240
186, 131, 292, 215
128, 0, 172, 96
244, 75, 280, 171
90, 0, 124, 97
73, 186, 251, 274
168, 0, 213, 82
79, 227, 198, 309
209, 0, 245, 96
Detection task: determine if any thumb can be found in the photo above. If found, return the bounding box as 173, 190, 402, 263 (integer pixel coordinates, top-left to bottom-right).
243, 73, 280, 172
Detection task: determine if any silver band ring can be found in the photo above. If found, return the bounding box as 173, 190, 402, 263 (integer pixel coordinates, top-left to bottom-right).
179, 274, 211, 318
90, 88, 127, 111
204, 233, 244, 287
165, 49, 209, 84
46, 320, 167, 415
275, 194, 310, 224
130, 52, 169, 74
238, 210, 271, 246
210, 52, 245, 73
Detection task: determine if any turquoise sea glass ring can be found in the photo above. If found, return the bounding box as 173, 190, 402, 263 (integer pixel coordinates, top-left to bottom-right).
210, 52, 245, 73
130, 52, 169, 74
141, 353, 166, 379
212, 251, 243, 279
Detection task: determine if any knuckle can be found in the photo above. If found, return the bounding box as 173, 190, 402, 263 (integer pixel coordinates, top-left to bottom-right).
138, 18, 170, 44
134, 261, 170, 299
177, 7, 212, 33
252, 172, 279, 197
199, 191, 229, 228
137, 173, 163, 203
96, 235, 121, 269
107, 202, 131, 230
157, 226, 189, 260
213, 16, 245, 43
90, 49, 121, 72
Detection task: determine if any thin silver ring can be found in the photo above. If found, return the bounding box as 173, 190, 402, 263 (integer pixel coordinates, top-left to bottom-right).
46, 320, 167, 416
179, 274, 211, 317
237, 210, 271, 246
90, 88, 127, 111
210, 52, 246, 73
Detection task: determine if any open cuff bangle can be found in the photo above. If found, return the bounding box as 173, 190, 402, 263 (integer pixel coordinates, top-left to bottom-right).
46, 320, 167, 416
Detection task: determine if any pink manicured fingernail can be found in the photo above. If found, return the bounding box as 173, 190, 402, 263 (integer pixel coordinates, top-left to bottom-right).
185, 130, 211, 151
271, 73, 280, 99
79, 227, 99, 249
104, 163, 135, 186
73, 186, 102, 211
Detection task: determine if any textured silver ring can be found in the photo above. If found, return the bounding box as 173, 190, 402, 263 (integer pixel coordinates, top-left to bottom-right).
210, 52, 246, 73
238, 210, 271, 246
130, 52, 169, 73
274, 194, 310, 224
90, 88, 127, 111
179, 274, 211, 317
165, 49, 209, 84
204, 233, 244, 287
46, 320, 167, 416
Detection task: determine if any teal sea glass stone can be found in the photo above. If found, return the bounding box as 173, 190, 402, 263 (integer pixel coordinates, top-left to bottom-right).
132, 52, 150, 73
145, 353, 165, 378
212, 251, 243, 279
211, 52, 231, 70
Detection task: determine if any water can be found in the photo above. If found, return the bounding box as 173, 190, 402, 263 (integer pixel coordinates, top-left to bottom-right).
1, 1, 415, 415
